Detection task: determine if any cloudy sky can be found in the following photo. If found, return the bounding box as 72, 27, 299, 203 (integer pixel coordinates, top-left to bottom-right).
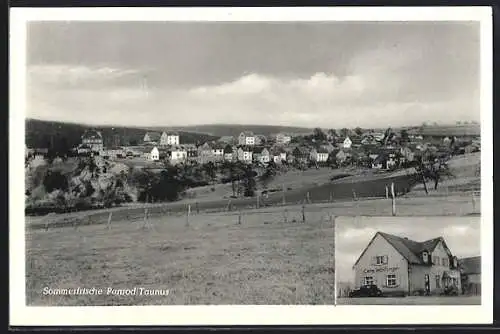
27, 21, 480, 128
335, 216, 481, 284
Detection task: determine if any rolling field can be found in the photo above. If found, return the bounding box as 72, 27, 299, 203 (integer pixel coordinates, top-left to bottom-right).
336, 296, 481, 305
26, 209, 335, 306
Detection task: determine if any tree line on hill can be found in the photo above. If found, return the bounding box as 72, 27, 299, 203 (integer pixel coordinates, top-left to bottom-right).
25, 119, 219, 155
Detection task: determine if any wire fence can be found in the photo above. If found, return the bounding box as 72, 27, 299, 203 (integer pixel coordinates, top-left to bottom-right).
27, 169, 481, 233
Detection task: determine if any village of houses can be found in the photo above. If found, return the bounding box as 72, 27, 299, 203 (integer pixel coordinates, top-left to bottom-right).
26, 125, 481, 174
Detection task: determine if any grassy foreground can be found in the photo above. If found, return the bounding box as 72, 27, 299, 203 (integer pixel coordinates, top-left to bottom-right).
26, 209, 335, 306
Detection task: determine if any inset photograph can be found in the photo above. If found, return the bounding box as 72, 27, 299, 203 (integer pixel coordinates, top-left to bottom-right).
335, 216, 480, 305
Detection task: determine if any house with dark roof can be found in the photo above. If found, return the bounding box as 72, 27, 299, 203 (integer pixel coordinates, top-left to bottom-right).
459, 256, 481, 295
253, 147, 270, 164
352, 232, 461, 296
223, 144, 235, 161
270, 146, 287, 164
81, 129, 104, 152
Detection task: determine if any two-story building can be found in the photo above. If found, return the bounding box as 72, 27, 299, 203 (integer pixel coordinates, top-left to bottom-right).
169, 146, 187, 164
352, 232, 461, 296
81, 129, 104, 152
310, 148, 329, 163
211, 143, 225, 161
160, 132, 180, 146
275, 133, 292, 145
237, 146, 253, 163
253, 147, 270, 165
343, 136, 353, 149
238, 131, 256, 146
223, 144, 235, 161
271, 147, 287, 164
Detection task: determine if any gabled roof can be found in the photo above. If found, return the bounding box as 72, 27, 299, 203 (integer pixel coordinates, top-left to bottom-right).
459, 256, 481, 275
82, 129, 103, 140
353, 232, 448, 267
253, 146, 269, 154
240, 131, 254, 137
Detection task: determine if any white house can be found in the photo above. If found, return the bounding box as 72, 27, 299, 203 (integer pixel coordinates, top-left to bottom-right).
310, 148, 329, 162
211, 144, 225, 160
150, 147, 160, 161
275, 133, 292, 145
271, 147, 287, 163
352, 232, 461, 296
160, 132, 180, 146
81, 129, 104, 152
238, 131, 256, 146
343, 136, 352, 149
170, 146, 187, 163
237, 147, 253, 163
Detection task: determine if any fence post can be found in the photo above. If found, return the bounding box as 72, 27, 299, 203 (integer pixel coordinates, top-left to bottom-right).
385, 186, 389, 199
329, 191, 333, 203
391, 182, 396, 216
302, 203, 306, 223
282, 183, 286, 205
143, 207, 150, 229
186, 204, 191, 227
256, 194, 260, 209
306, 192, 311, 204
107, 212, 113, 230
238, 210, 242, 225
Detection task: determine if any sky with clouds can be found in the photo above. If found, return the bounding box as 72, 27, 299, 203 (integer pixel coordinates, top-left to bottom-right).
26, 21, 480, 128
335, 216, 481, 284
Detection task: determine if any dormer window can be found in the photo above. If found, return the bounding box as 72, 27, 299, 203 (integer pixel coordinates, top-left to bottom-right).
422, 251, 429, 263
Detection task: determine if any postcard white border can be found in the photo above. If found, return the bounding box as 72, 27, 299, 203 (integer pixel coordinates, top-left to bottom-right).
9, 6, 493, 326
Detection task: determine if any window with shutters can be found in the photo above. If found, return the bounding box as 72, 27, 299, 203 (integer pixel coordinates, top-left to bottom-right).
364, 276, 374, 286
433, 256, 440, 265
442, 258, 449, 267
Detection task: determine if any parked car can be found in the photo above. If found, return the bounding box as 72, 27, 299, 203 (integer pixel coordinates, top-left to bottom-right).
348, 284, 383, 298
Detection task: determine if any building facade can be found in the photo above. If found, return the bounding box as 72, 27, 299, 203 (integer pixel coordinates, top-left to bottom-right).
81, 129, 104, 152
160, 132, 180, 146
275, 133, 292, 145
352, 232, 461, 296
238, 131, 256, 146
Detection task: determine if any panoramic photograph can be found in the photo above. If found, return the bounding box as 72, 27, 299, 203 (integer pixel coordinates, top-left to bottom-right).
335, 216, 481, 305
24, 20, 480, 306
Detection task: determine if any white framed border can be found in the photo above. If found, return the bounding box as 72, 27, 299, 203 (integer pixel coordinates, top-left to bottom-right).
9, 6, 493, 326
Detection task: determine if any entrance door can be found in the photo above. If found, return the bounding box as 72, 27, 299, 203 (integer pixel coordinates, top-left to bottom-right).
424, 274, 430, 295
